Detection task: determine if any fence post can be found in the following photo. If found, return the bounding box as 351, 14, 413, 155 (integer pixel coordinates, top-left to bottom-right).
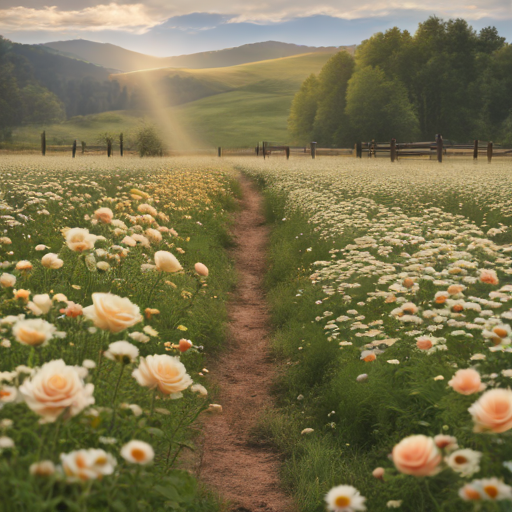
390, 138, 396, 162
263, 141, 266, 160
436, 134, 443, 163
256, 143, 259, 156
107, 140, 112, 158
72, 140, 76, 159
487, 141, 493, 163
285, 146, 290, 160
218, 147, 222, 157
41, 131, 46, 156
473, 140, 478, 160
311, 142, 317, 159
120, 133, 124, 157
81, 141, 86, 154
356, 141, 362, 158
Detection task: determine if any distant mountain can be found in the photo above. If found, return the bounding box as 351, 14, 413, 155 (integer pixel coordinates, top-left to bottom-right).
43, 39, 355, 72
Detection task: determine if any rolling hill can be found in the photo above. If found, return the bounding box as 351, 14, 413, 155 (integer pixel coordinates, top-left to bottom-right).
10, 50, 342, 148
43, 39, 353, 72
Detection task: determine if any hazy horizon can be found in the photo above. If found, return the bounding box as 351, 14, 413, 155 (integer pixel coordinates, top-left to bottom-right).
2, 6, 512, 57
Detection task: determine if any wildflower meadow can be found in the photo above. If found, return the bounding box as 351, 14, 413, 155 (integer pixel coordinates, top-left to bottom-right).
0, 156, 238, 511
238, 158, 512, 511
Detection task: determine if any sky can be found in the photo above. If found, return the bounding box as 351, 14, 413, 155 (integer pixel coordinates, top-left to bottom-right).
1, 1, 512, 56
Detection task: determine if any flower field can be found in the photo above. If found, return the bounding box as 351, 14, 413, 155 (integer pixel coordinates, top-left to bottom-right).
0, 155, 238, 511
238, 159, 512, 511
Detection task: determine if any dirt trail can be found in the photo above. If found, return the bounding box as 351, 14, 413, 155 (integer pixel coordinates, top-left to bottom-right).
199, 175, 295, 512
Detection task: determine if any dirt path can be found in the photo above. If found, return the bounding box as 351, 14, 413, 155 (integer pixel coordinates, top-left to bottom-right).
199, 174, 295, 512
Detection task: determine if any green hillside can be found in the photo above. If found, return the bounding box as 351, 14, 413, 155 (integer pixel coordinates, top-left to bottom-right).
11, 51, 339, 148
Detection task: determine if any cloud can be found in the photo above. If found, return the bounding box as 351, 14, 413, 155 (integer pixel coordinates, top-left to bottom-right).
0, 0, 510, 34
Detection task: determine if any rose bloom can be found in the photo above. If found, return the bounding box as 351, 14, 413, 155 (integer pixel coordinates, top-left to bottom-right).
19, 359, 95, 422
65, 228, 97, 252
325, 485, 366, 512
401, 302, 418, 315
60, 301, 83, 318
479, 269, 499, 285
41, 253, 64, 269
61, 448, 116, 481
16, 260, 32, 271
178, 339, 193, 353
416, 336, 433, 350
12, 318, 57, 347
145, 228, 162, 243
14, 289, 30, 302
195, 263, 209, 277
30, 460, 56, 477
154, 251, 182, 273
448, 369, 485, 395
434, 291, 449, 304
104, 341, 139, 364
360, 350, 376, 362
94, 207, 114, 224
469, 388, 512, 433
372, 467, 385, 480
0, 273, 16, 288
28, 294, 53, 316
120, 440, 154, 465
392, 435, 442, 476
83, 293, 142, 333
403, 277, 415, 288
121, 236, 137, 247
447, 284, 465, 295
445, 449, 481, 477
132, 354, 192, 397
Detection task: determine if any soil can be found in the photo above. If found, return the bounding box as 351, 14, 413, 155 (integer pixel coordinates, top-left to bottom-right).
198, 174, 295, 512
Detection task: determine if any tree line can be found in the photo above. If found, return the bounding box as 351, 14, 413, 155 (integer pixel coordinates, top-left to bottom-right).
0, 36, 129, 141
288, 16, 512, 146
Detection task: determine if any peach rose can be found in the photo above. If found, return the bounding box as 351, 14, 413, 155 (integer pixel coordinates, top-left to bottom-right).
154, 251, 182, 273
468, 388, 512, 433
60, 301, 83, 318
41, 253, 64, 269
132, 354, 192, 396
65, 228, 97, 252
0, 273, 16, 288
195, 263, 209, 277
83, 293, 142, 333
16, 260, 33, 271
392, 435, 442, 476
94, 207, 114, 224
416, 337, 433, 350
448, 369, 485, 395
479, 269, 499, 285
19, 359, 95, 422
12, 318, 56, 347
447, 285, 465, 295
145, 228, 162, 243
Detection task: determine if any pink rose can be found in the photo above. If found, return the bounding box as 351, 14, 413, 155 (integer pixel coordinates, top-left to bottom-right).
448, 369, 485, 395
469, 388, 512, 433
392, 435, 442, 476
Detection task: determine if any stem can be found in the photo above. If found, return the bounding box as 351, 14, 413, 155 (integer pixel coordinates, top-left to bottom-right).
109, 364, 125, 432
149, 388, 158, 417
424, 479, 442, 512
51, 414, 64, 457
170, 278, 203, 330
147, 273, 164, 306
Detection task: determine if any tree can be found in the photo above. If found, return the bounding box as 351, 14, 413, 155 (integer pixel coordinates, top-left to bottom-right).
288, 74, 319, 144
134, 124, 164, 157
345, 66, 419, 142
312, 51, 355, 146
20, 84, 65, 125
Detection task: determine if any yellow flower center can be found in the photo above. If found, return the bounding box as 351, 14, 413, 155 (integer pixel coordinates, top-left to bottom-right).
493, 328, 507, 338
454, 455, 467, 465
484, 485, 498, 499
334, 496, 351, 507
131, 448, 146, 462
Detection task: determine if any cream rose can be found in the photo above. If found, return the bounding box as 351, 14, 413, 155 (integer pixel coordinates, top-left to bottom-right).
12, 318, 56, 347
0, 273, 16, 288
132, 354, 192, 396
469, 388, 512, 433
19, 359, 95, 422
448, 369, 485, 395
83, 293, 142, 333
94, 207, 114, 224
65, 228, 97, 252
392, 435, 442, 476
41, 253, 64, 269
194, 262, 209, 277
154, 251, 182, 273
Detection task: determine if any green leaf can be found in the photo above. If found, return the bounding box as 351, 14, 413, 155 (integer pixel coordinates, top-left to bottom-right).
146, 427, 165, 438
154, 484, 181, 502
